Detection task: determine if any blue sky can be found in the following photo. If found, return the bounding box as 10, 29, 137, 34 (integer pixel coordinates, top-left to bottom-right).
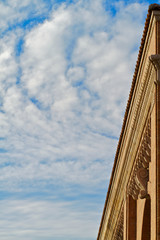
0, 0, 157, 239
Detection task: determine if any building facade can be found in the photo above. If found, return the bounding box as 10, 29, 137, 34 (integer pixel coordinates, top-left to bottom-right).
97, 4, 160, 240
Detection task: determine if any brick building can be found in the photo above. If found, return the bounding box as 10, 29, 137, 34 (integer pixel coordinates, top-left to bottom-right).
97, 4, 160, 240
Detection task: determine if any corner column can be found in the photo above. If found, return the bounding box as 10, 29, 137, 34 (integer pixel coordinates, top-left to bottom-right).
156, 72, 160, 240
149, 54, 160, 240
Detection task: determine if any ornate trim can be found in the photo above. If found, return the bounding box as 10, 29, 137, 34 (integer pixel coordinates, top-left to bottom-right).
131, 58, 153, 129
97, 14, 157, 240
135, 168, 149, 199
128, 119, 151, 200
113, 207, 124, 240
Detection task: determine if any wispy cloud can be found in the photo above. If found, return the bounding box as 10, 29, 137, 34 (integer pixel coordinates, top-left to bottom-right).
0, 0, 150, 239
0, 198, 102, 240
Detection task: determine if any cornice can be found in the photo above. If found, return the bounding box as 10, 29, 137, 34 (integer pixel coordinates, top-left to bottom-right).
98, 61, 155, 240
102, 65, 154, 240
97, 8, 159, 238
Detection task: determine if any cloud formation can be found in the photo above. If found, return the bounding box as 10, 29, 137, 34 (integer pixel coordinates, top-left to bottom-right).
0, 0, 150, 239
0, 198, 101, 240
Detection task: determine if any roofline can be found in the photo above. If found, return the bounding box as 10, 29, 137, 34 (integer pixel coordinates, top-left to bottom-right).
97, 3, 160, 239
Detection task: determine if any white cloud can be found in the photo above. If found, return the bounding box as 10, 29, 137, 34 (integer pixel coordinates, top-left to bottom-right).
0, 0, 149, 239
0, 0, 148, 189
0, 0, 50, 33
0, 198, 101, 240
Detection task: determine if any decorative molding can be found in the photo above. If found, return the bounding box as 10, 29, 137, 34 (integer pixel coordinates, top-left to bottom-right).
135, 168, 149, 199
131, 57, 153, 130
128, 119, 151, 200
113, 207, 124, 240
97, 12, 157, 240
101, 58, 154, 239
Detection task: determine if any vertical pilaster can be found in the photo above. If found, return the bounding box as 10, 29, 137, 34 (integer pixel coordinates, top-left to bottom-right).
123, 198, 127, 240
126, 195, 136, 240
156, 21, 160, 240
156, 80, 160, 240
150, 102, 156, 240
149, 53, 160, 240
